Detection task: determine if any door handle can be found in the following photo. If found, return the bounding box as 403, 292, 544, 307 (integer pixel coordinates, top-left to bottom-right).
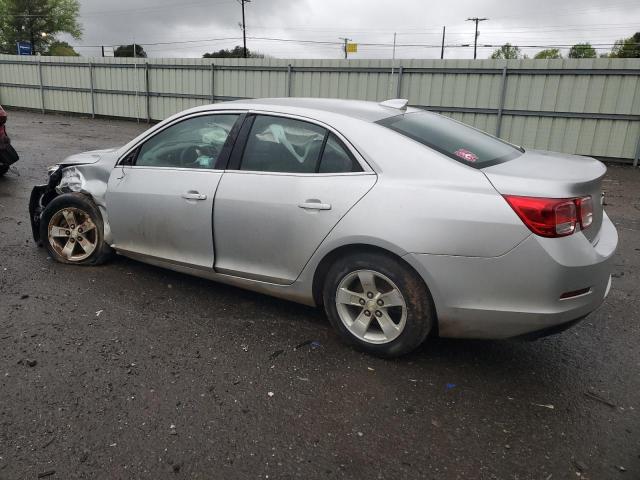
181, 192, 207, 201
298, 201, 331, 211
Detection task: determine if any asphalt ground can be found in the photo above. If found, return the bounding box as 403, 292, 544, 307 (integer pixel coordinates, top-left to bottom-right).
1, 110, 639, 480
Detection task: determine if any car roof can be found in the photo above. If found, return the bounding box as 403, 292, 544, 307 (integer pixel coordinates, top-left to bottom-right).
186, 97, 421, 123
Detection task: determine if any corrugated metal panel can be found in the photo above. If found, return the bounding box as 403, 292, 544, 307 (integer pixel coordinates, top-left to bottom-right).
0, 54, 638, 160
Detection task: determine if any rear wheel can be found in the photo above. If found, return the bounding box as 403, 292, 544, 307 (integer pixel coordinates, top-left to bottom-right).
322, 252, 434, 358
0, 164, 8, 176
39, 193, 112, 265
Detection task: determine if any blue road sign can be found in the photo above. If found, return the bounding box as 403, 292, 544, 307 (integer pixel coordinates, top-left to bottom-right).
17, 41, 32, 55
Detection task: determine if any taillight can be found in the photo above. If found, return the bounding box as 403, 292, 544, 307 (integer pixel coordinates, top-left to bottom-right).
578, 196, 593, 229
504, 195, 593, 238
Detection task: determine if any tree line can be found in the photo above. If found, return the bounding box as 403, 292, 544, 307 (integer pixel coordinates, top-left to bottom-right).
491, 33, 640, 59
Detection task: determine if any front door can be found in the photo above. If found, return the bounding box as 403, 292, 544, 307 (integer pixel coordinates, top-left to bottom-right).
213, 114, 376, 284
106, 113, 241, 268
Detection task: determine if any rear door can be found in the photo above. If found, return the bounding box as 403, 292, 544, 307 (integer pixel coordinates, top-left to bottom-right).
106, 112, 242, 268
213, 113, 376, 284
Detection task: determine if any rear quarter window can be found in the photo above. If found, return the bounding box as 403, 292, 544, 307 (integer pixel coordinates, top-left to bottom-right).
376, 111, 522, 168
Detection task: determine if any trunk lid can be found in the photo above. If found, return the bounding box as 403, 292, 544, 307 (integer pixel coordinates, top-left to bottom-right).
482, 149, 606, 242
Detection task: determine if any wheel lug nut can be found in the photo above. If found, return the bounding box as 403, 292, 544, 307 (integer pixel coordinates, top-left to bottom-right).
367, 292, 374, 299
364, 310, 371, 317
70, 224, 75, 229
78, 236, 83, 241
78, 228, 83, 233
66, 230, 71, 235
377, 299, 383, 306
70, 238, 75, 243
359, 299, 365, 305
375, 310, 382, 317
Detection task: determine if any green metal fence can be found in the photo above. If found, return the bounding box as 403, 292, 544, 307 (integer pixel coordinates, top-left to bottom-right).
1, 55, 639, 164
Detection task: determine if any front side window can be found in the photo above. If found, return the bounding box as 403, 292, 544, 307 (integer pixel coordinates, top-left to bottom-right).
135, 114, 239, 169
377, 111, 522, 168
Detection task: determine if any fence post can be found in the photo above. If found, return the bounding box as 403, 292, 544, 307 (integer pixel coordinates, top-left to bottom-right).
144, 62, 150, 123
210, 63, 215, 103
633, 133, 640, 168
396, 65, 404, 98
37, 59, 45, 114
88, 62, 95, 119
496, 66, 508, 138
287, 64, 293, 97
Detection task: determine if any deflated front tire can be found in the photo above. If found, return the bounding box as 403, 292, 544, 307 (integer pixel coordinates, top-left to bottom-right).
39, 193, 113, 266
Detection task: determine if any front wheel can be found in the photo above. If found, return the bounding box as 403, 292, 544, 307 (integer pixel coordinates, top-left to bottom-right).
39, 193, 112, 265
322, 252, 434, 358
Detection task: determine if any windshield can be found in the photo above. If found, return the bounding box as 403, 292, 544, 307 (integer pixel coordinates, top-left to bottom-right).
377, 111, 523, 168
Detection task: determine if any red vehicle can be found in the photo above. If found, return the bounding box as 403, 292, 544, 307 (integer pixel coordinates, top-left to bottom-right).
0, 105, 19, 176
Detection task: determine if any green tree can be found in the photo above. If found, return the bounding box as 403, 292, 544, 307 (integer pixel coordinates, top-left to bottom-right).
45, 40, 77, 56
0, 0, 81, 55
203, 45, 263, 58
568, 43, 596, 58
534, 48, 562, 59
114, 44, 147, 58
490, 43, 522, 59
609, 32, 640, 58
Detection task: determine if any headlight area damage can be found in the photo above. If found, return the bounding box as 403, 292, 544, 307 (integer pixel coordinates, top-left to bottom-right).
29, 163, 111, 245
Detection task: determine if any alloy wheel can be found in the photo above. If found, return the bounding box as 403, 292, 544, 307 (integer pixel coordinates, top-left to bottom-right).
335, 269, 407, 344
47, 207, 98, 262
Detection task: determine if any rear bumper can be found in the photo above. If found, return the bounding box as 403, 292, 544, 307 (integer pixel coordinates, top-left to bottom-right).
404, 212, 618, 339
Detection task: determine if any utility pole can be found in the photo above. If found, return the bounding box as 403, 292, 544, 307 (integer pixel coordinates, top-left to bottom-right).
240, 0, 251, 58
440, 26, 446, 59
101, 45, 105, 57
339, 37, 351, 59
466, 17, 488, 59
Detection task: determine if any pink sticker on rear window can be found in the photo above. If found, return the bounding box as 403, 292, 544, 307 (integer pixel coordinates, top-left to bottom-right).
454, 148, 478, 162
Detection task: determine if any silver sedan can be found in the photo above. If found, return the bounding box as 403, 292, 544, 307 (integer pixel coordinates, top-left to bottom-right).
29, 98, 618, 357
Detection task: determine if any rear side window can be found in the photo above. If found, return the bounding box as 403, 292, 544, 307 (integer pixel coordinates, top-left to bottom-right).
377, 111, 522, 168
319, 133, 361, 173
239, 115, 363, 174
241, 116, 326, 173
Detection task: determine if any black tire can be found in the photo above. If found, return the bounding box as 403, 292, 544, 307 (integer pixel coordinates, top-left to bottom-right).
39, 193, 113, 266
322, 251, 434, 358
0, 164, 8, 176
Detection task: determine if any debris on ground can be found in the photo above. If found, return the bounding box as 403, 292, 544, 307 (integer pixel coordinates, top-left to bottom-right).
584, 391, 617, 408
95, 310, 103, 317
531, 403, 555, 409
169, 424, 177, 435
26, 359, 37, 367
37, 470, 55, 478
572, 459, 587, 472
310, 340, 321, 349
270, 349, 284, 359
294, 339, 312, 349
446, 383, 457, 390
267, 391, 274, 397
20, 294, 29, 299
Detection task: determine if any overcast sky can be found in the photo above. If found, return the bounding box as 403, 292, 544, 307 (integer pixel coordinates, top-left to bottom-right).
64, 0, 640, 59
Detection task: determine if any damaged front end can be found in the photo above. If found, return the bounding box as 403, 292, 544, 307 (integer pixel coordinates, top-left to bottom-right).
29, 166, 83, 244
29, 149, 117, 245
